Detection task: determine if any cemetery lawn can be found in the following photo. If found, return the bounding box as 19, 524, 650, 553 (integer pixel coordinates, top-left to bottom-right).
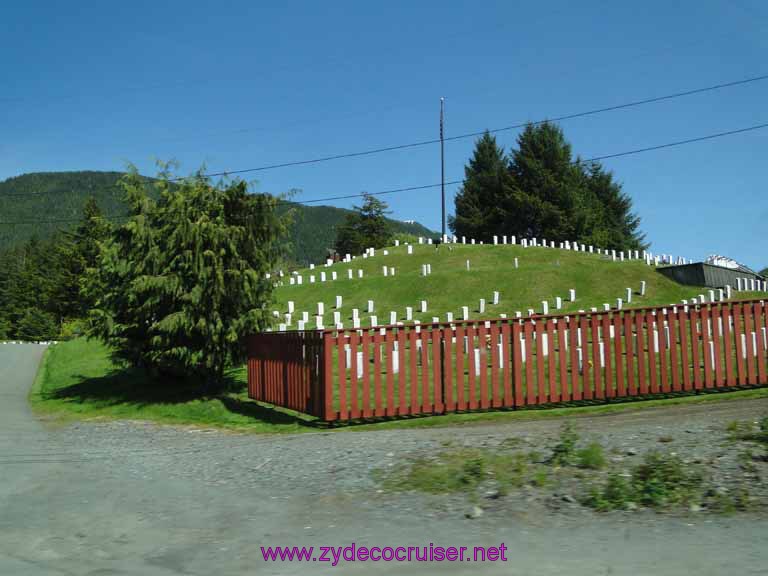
30, 337, 768, 433
273, 243, 762, 326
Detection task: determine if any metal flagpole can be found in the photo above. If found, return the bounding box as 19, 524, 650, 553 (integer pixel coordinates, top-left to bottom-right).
440, 97, 445, 240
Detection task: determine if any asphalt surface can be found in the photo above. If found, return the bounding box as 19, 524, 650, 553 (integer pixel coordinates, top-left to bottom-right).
1, 343, 767, 575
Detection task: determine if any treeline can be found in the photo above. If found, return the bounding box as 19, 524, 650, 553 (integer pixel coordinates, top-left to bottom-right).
451, 122, 646, 251
0, 198, 110, 341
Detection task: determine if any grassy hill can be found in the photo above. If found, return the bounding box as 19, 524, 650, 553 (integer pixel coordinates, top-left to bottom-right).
272, 242, 764, 327
0, 171, 435, 264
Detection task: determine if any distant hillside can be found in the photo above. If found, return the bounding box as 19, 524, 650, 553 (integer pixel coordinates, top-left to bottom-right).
0, 171, 435, 264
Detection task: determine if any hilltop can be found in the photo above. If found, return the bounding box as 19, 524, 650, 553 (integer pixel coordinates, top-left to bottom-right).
272, 241, 762, 327
0, 171, 434, 264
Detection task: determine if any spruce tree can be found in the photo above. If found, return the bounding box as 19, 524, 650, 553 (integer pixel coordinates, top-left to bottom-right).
57, 197, 112, 318
450, 132, 512, 242
334, 194, 393, 255
507, 122, 583, 241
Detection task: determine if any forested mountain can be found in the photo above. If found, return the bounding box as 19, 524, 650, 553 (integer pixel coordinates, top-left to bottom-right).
0, 171, 434, 264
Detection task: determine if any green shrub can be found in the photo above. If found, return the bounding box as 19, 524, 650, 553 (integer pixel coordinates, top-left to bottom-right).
549, 422, 579, 466
631, 451, 703, 507
583, 473, 636, 511
576, 442, 606, 470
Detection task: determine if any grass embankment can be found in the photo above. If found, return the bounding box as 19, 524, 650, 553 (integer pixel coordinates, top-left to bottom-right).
273, 243, 761, 326
31, 338, 768, 433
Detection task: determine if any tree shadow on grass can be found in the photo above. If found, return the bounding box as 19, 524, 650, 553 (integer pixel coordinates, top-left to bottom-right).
45, 366, 318, 428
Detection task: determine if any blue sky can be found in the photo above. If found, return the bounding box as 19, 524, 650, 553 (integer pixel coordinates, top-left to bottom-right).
2, 1, 766, 268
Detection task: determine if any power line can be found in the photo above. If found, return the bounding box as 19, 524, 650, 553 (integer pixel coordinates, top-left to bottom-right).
2, 72, 767, 199
1, 119, 766, 227
191, 72, 768, 179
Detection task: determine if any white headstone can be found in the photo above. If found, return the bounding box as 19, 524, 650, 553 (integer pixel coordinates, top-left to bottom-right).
541, 301, 549, 315
479, 299, 486, 313
555, 296, 562, 309
406, 306, 413, 321
420, 300, 427, 313
407, 245, 413, 255
297, 320, 306, 330
357, 269, 363, 279
640, 281, 646, 296
367, 300, 374, 313
287, 301, 295, 313
462, 306, 470, 320
390, 311, 397, 325
493, 291, 499, 305
370, 315, 378, 327
569, 288, 576, 302
317, 302, 324, 316
626, 288, 632, 303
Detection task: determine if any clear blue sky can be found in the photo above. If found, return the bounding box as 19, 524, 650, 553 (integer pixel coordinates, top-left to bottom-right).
2, 1, 766, 268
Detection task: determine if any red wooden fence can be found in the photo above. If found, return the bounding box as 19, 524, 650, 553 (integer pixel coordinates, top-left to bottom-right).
247, 299, 768, 421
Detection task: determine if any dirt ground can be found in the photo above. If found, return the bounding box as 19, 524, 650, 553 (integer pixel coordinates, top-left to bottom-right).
1, 343, 767, 575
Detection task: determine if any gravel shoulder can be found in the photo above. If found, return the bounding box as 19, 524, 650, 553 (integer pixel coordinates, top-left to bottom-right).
1, 344, 767, 575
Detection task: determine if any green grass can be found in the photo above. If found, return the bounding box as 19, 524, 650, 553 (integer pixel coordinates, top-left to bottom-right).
30, 338, 314, 433
272, 242, 764, 326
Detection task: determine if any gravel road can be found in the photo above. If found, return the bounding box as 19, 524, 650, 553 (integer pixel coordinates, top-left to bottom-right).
1, 343, 767, 575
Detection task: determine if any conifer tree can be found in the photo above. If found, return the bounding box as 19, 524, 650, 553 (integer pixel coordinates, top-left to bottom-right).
450, 132, 512, 241
57, 197, 112, 318
334, 194, 393, 255
86, 165, 288, 388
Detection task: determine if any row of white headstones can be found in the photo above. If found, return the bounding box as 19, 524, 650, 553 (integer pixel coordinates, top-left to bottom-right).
269, 233, 693, 287
271, 269, 765, 333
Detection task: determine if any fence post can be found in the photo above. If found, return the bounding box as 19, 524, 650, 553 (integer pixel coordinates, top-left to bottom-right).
322, 331, 336, 421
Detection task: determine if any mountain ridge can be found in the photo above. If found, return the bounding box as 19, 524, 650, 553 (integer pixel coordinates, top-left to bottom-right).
0, 171, 436, 264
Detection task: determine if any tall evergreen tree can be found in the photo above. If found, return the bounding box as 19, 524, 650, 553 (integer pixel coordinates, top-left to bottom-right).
450, 132, 513, 241
334, 194, 393, 255
57, 197, 112, 318
450, 121, 646, 250
86, 166, 288, 387
507, 122, 583, 241
579, 162, 646, 251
